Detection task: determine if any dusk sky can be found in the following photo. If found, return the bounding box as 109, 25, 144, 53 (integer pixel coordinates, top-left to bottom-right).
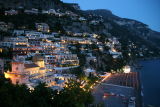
62, 0, 160, 32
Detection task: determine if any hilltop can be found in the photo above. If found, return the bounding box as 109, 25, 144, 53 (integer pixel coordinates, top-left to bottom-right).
0, 0, 58, 9
0, 0, 160, 55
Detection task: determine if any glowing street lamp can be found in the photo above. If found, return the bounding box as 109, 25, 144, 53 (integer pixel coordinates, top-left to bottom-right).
123, 66, 131, 73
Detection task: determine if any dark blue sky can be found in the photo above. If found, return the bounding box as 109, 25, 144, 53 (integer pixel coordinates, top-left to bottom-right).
62, 0, 160, 32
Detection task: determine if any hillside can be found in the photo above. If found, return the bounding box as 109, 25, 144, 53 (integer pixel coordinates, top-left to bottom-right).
85, 9, 160, 48
1, 1, 160, 107
0, 0, 160, 55
0, 0, 61, 9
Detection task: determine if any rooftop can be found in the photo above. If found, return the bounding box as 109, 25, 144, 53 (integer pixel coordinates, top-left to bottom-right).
24, 63, 39, 68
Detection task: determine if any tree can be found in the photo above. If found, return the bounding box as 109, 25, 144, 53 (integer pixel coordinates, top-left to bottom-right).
0, 76, 30, 107
0, 76, 54, 107
71, 67, 86, 81
0, 76, 94, 107
28, 83, 54, 107
54, 22, 65, 33
54, 80, 94, 107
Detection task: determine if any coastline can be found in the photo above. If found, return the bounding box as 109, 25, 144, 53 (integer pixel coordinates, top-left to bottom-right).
131, 66, 143, 107
133, 58, 160, 107
130, 59, 145, 107
136, 56, 160, 62
138, 71, 143, 107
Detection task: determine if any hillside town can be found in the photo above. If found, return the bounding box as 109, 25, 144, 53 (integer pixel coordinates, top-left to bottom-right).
0, 1, 160, 107
0, 20, 117, 89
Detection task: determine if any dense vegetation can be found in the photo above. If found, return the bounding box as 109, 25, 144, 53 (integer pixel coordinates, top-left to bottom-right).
0, 75, 94, 107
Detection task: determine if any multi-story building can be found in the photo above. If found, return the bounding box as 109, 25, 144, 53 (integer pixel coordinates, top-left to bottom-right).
5, 9, 18, 15
24, 8, 38, 14
41, 42, 68, 55
44, 55, 56, 65
41, 42, 57, 55
44, 53, 79, 70
25, 31, 43, 38
4, 55, 76, 90
55, 54, 79, 67
35, 23, 50, 33
48, 9, 56, 14
7, 36, 28, 45
0, 36, 28, 48
4, 55, 46, 84
0, 42, 14, 48
12, 45, 42, 56
13, 30, 25, 36
28, 38, 43, 46
61, 36, 92, 44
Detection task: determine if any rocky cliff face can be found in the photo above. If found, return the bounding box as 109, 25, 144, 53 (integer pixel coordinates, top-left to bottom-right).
86, 9, 160, 48
0, 0, 56, 9
0, 0, 159, 48
86, 9, 119, 20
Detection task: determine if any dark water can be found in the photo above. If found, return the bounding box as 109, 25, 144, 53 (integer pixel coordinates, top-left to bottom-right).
139, 60, 160, 107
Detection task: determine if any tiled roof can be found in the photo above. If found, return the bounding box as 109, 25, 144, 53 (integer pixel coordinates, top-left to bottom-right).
12, 62, 23, 64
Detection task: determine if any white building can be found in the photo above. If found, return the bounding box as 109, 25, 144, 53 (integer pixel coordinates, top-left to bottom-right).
61, 36, 92, 44
24, 8, 38, 14
48, 9, 56, 14
109, 49, 122, 59
25, 31, 43, 39
0, 36, 28, 48
0, 42, 13, 47
79, 17, 87, 21
55, 54, 79, 66
42, 10, 49, 14
13, 30, 25, 36
5, 9, 18, 15
35, 23, 50, 33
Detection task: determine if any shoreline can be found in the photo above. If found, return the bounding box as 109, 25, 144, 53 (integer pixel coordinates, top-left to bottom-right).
130, 60, 144, 107
136, 56, 160, 62
137, 71, 143, 107
133, 58, 160, 107
131, 66, 143, 107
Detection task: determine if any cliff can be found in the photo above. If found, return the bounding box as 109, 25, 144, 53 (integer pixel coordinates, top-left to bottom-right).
0, 0, 61, 9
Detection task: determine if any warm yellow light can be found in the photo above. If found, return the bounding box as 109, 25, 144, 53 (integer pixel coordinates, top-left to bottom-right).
123, 66, 131, 73
112, 48, 117, 52
4, 72, 11, 79
0, 48, 2, 53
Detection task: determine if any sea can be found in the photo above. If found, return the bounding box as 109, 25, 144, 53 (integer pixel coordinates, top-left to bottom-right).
138, 59, 160, 107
